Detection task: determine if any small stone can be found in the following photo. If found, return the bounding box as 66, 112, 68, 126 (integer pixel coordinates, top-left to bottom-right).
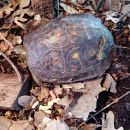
18, 95, 34, 109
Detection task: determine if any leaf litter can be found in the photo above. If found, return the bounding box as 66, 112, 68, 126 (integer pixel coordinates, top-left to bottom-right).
0, 0, 130, 130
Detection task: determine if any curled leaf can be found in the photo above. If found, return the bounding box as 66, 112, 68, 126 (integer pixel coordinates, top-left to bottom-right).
19, 0, 30, 9
60, 3, 78, 14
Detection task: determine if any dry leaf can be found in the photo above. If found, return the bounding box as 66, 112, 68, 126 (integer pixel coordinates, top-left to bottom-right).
72, 78, 104, 97
121, 4, 130, 14
60, 3, 78, 14
62, 82, 85, 90
38, 87, 50, 101
14, 17, 26, 30
54, 85, 63, 97
19, 0, 30, 9
104, 11, 120, 23
44, 119, 70, 130
39, 98, 60, 113
9, 120, 34, 130
0, 41, 9, 52
57, 95, 73, 110
102, 111, 124, 130
111, 0, 122, 12
70, 93, 97, 121
102, 74, 117, 93
0, 32, 13, 48
0, 116, 34, 130
34, 110, 46, 127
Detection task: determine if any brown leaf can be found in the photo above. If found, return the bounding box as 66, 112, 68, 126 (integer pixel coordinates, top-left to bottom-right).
102, 111, 124, 130
19, 0, 30, 9
38, 87, 50, 101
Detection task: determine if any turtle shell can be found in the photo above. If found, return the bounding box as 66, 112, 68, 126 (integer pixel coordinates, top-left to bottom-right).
24, 14, 114, 84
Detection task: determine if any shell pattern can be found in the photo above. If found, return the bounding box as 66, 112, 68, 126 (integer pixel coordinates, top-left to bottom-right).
24, 14, 114, 84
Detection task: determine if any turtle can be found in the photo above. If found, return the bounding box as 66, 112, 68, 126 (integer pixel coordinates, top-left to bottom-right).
23, 13, 128, 85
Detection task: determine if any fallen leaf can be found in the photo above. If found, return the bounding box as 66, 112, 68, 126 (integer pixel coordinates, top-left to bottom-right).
19, 0, 30, 9
0, 116, 34, 130
102, 74, 117, 93
72, 78, 104, 97
111, 0, 122, 12
62, 82, 85, 90
81, 123, 99, 130
34, 110, 46, 127
102, 111, 124, 130
121, 4, 130, 14
0, 32, 13, 48
7, 34, 22, 46
31, 0, 54, 19
14, 17, 26, 30
4, 111, 12, 118
54, 85, 63, 97
13, 45, 26, 55
104, 11, 120, 23
9, 120, 34, 130
39, 98, 60, 113
60, 3, 78, 14
57, 95, 73, 110
30, 87, 41, 97
0, 41, 9, 52
38, 87, 50, 101
0, 116, 12, 130
70, 93, 97, 121
44, 119, 70, 130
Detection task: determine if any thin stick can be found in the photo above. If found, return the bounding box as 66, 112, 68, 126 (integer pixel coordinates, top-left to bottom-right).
119, 10, 130, 21
0, 33, 13, 48
57, 0, 60, 16
91, 0, 97, 9
78, 91, 130, 128
87, 91, 130, 121
0, 50, 23, 83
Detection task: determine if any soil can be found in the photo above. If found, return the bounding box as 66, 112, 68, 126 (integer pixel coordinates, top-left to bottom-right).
110, 78, 130, 130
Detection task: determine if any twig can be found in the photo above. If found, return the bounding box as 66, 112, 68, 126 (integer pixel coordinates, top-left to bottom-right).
78, 91, 130, 128
0, 50, 23, 83
57, 0, 60, 15
87, 91, 130, 121
91, 0, 97, 9
0, 33, 13, 48
119, 10, 130, 21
